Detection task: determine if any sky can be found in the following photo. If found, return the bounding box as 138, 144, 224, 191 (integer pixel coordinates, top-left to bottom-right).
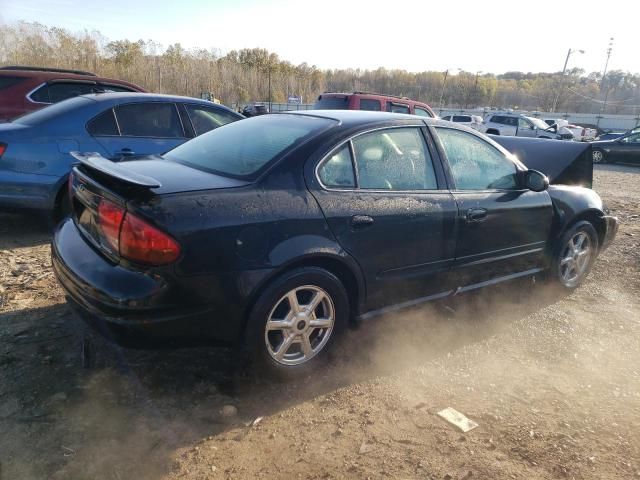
1, 0, 637, 75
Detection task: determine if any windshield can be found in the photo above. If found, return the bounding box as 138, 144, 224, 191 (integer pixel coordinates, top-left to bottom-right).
527, 116, 551, 130
163, 114, 337, 179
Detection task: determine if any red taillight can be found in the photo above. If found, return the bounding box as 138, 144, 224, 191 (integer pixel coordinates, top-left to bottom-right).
96, 198, 180, 265
120, 213, 181, 265
0, 143, 6, 157
97, 199, 125, 251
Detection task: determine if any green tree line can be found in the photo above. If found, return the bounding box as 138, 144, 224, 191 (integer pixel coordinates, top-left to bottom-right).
1, 21, 639, 114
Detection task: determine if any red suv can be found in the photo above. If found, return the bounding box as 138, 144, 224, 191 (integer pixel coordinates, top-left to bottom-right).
0, 66, 146, 121
314, 91, 436, 117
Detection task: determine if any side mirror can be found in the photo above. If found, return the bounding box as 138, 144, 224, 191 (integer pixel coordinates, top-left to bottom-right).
523, 169, 549, 192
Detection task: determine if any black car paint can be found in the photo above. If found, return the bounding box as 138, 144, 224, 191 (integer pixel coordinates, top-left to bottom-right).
52, 112, 618, 347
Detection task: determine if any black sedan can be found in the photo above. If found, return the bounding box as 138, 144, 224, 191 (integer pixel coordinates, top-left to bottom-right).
592, 131, 640, 164
52, 111, 618, 377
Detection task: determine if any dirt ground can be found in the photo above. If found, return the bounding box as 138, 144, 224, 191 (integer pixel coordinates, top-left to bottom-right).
1, 164, 639, 480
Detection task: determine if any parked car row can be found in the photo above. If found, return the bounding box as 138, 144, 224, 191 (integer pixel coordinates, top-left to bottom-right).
440, 111, 607, 144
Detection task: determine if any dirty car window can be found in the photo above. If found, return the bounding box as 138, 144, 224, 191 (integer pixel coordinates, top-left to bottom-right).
436, 127, 518, 190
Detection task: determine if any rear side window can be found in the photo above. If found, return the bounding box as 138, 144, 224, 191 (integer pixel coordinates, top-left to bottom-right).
0, 76, 26, 90
359, 99, 381, 111
184, 104, 240, 136
352, 127, 437, 190
387, 103, 410, 114
87, 109, 119, 136
30, 82, 97, 103
453, 115, 471, 122
115, 103, 183, 138
314, 96, 349, 109
414, 107, 433, 117
164, 114, 336, 179
318, 145, 355, 188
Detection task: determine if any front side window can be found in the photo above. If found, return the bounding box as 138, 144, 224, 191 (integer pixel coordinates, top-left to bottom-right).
318, 145, 355, 188
99, 84, 136, 93
414, 107, 433, 117
518, 118, 532, 130
115, 103, 183, 138
164, 114, 336, 179
436, 127, 518, 190
453, 115, 471, 122
352, 127, 437, 190
621, 133, 640, 143
359, 99, 381, 111
386, 103, 410, 114
185, 104, 240, 136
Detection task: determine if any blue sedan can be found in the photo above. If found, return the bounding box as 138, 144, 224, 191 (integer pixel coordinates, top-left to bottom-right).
0, 92, 243, 217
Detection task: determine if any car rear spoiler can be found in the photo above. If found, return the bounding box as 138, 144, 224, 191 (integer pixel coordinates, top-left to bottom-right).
491, 137, 593, 188
70, 151, 161, 188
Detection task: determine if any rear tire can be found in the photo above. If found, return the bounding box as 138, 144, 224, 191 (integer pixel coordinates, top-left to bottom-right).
550, 221, 598, 289
243, 267, 349, 379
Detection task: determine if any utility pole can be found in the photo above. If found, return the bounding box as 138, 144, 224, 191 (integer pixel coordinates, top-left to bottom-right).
551, 48, 584, 113
473, 70, 482, 109
597, 38, 615, 128
438, 70, 449, 109
268, 67, 272, 112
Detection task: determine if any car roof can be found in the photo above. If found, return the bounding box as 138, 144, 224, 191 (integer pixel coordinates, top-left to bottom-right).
286, 109, 446, 128
77, 92, 235, 108
0, 68, 144, 89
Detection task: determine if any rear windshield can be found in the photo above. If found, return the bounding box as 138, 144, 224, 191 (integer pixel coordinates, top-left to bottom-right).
164, 114, 336, 179
314, 96, 349, 110
12, 96, 93, 125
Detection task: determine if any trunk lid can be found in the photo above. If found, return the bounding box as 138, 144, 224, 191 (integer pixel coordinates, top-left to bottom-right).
69, 152, 249, 263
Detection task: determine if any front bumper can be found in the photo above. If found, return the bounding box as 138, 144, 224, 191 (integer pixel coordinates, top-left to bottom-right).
601, 215, 619, 252
51, 218, 249, 347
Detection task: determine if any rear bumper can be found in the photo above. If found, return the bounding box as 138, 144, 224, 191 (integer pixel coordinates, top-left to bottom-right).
601, 215, 619, 252
51, 218, 258, 347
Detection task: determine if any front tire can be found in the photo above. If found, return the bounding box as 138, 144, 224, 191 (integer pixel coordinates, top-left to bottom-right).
592, 149, 606, 164
243, 267, 349, 379
551, 221, 598, 289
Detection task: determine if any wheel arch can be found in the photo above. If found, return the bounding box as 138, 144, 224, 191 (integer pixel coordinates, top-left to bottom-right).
241, 253, 366, 335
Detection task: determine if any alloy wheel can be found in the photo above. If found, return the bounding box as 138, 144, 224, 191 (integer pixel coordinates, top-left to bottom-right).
264, 285, 335, 366
559, 231, 592, 286
592, 150, 604, 164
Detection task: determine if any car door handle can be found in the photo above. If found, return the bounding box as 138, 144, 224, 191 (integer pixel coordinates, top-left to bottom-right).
466, 208, 488, 222
117, 148, 135, 156
350, 215, 374, 228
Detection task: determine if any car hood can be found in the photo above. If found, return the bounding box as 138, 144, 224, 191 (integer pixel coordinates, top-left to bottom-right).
492, 136, 593, 187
